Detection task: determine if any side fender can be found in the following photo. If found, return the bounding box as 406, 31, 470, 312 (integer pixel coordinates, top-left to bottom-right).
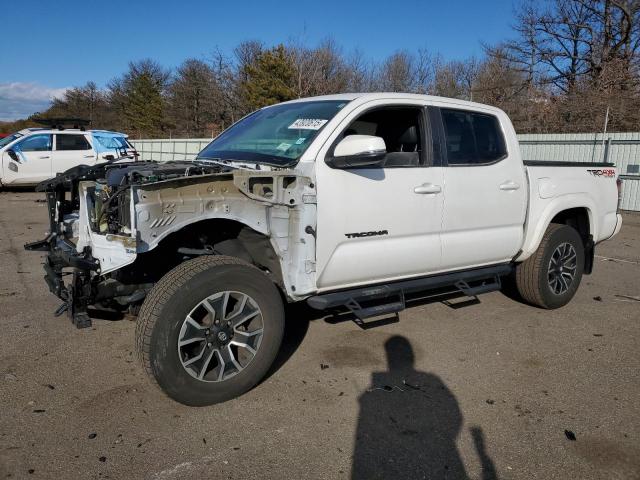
132, 172, 317, 300
516, 193, 596, 261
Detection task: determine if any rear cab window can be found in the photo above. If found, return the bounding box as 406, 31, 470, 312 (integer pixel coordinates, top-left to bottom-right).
441, 109, 507, 165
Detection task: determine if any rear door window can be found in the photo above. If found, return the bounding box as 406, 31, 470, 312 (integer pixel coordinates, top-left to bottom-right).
56, 134, 92, 151
441, 109, 506, 165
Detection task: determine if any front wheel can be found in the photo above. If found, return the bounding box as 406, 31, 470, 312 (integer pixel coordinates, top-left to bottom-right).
515, 223, 585, 309
135, 256, 284, 406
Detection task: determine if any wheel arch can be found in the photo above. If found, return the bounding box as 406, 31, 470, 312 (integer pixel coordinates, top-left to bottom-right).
135, 216, 286, 290
517, 199, 596, 273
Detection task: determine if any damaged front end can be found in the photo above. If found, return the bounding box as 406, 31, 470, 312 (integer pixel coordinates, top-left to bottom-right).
24, 161, 231, 328
25, 160, 317, 328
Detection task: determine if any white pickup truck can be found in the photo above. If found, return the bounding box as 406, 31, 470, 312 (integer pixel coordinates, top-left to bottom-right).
26, 93, 622, 406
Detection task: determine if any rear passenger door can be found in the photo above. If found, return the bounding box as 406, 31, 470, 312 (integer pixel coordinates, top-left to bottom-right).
53, 133, 95, 174
436, 107, 527, 270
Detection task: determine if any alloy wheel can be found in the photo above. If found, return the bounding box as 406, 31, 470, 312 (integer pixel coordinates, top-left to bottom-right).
177, 291, 264, 382
547, 242, 577, 295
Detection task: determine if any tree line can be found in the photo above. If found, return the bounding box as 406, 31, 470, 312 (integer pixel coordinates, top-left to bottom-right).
3, 0, 639, 137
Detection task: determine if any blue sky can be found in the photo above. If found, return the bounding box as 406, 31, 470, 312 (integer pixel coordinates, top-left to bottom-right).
1, 0, 517, 120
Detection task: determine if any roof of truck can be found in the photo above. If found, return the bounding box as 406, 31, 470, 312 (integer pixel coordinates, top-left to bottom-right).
280, 92, 502, 113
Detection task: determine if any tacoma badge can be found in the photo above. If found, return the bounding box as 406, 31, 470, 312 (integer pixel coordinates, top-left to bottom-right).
345, 230, 389, 239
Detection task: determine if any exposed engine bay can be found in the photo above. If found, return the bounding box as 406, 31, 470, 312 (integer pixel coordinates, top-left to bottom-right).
38, 161, 231, 238
26, 160, 316, 328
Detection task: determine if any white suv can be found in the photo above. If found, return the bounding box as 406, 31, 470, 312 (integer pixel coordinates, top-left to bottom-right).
0, 127, 137, 186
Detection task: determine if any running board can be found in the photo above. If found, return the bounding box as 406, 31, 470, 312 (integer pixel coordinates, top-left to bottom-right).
345, 294, 405, 321
454, 278, 502, 297
307, 265, 511, 325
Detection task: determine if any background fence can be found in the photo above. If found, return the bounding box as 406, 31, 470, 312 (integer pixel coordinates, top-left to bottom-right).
132, 138, 212, 163
131, 133, 640, 211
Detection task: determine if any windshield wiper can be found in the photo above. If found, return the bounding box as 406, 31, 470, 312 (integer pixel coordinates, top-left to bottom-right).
194, 157, 262, 170
194, 157, 221, 163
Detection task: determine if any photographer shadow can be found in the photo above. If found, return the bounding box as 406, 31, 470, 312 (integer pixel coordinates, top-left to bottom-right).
352, 335, 498, 480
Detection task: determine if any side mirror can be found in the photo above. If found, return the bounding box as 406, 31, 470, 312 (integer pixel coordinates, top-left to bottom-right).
7, 149, 20, 163
326, 135, 386, 169
103, 154, 115, 161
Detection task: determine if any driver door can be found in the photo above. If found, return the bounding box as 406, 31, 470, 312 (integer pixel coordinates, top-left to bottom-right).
2, 134, 52, 185
315, 100, 444, 291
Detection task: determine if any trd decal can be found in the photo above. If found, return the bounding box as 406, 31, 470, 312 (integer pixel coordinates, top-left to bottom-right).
345, 230, 389, 239
587, 168, 616, 177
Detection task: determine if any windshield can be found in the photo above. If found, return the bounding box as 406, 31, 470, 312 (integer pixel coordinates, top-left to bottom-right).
0, 133, 23, 149
196, 100, 348, 166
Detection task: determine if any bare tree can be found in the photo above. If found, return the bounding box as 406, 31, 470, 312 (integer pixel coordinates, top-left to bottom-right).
47, 81, 114, 127
288, 39, 351, 97
433, 58, 480, 100
414, 49, 439, 93
376, 51, 416, 92
343, 48, 367, 92
484, 0, 640, 132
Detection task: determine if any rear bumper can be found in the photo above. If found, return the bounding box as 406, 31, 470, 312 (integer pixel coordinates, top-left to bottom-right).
612, 213, 623, 238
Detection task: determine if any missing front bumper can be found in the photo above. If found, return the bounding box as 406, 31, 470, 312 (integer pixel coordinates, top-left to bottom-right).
26, 234, 152, 329
25, 235, 99, 328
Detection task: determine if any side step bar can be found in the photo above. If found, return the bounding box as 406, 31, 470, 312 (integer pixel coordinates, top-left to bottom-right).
344, 295, 405, 321
307, 264, 512, 321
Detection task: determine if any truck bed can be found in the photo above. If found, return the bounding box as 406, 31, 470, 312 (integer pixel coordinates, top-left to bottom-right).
523, 161, 614, 167
519, 161, 621, 262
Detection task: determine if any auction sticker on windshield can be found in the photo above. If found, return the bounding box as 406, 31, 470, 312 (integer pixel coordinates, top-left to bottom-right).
288, 118, 328, 130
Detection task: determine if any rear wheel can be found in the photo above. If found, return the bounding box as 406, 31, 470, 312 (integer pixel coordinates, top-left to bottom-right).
515, 223, 584, 309
135, 256, 284, 406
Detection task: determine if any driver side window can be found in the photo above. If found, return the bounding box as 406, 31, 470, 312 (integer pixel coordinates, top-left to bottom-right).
15, 134, 52, 152
342, 107, 425, 167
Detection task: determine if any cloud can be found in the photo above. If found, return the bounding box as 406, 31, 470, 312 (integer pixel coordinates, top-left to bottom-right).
0, 82, 69, 121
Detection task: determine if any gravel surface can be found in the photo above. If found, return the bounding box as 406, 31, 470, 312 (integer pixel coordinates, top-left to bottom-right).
1, 191, 638, 480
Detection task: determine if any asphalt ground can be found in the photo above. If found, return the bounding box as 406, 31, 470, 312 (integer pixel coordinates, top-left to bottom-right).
1, 190, 638, 480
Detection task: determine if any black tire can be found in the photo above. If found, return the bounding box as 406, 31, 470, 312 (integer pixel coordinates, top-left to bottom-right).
515, 223, 585, 309
135, 255, 284, 406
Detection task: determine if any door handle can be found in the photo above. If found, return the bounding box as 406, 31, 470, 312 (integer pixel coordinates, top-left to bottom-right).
499, 181, 520, 191
83, 154, 95, 158
38, 156, 50, 159
414, 183, 442, 194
